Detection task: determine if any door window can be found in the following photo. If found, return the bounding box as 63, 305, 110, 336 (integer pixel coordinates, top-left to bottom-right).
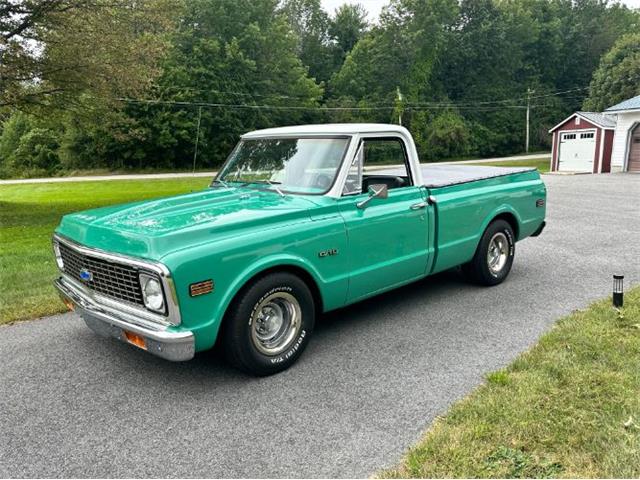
342, 137, 412, 195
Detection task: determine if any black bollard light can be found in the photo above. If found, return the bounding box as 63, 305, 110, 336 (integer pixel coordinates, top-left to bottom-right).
613, 274, 624, 308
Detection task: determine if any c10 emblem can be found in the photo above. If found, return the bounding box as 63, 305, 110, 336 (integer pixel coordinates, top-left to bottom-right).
318, 248, 339, 258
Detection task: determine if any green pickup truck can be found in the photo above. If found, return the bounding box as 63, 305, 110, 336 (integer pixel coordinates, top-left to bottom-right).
53, 124, 546, 375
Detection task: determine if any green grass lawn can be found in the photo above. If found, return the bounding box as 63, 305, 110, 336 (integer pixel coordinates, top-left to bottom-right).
466, 157, 551, 173
0, 177, 210, 324
381, 286, 640, 478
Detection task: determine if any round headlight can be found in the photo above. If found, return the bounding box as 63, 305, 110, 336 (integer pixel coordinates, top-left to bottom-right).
140, 274, 165, 313
53, 242, 64, 270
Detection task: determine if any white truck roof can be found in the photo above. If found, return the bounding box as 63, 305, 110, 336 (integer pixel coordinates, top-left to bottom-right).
242, 123, 410, 138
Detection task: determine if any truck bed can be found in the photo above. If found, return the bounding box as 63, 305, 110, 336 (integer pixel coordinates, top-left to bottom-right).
378, 164, 536, 188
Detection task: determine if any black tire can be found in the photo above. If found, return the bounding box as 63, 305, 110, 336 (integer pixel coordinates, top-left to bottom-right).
221, 272, 315, 376
462, 219, 515, 286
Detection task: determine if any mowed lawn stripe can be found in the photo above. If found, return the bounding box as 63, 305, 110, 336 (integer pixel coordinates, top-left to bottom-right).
465, 157, 551, 173
380, 286, 640, 478
0, 178, 210, 324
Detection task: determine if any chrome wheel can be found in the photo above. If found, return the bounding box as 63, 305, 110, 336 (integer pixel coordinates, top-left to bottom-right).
250, 292, 302, 356
487, 232, 509, 275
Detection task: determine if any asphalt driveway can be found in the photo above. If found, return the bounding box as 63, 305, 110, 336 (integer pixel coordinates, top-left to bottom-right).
1, 173, 639, 478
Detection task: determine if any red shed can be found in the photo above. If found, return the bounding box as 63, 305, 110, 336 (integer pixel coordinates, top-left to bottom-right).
548, 112, 616, 173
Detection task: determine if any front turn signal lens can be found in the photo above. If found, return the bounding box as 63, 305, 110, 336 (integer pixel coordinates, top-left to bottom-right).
123, 331, 147, 350
63, 298, 75, 311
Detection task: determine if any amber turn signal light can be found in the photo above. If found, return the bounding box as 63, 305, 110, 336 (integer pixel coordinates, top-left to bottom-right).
190, 279, 214, 297
123, 331, 147, 350
63, 298, 75, 311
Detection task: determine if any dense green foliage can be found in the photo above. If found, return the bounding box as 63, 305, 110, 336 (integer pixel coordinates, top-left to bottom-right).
0, 0, 178, 110
584, 33, 640, 111
0, 0, 638, 177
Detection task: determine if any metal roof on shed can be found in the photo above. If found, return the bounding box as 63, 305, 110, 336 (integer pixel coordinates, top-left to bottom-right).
548, 111, 616, 132
605, 94, 640, 112
577, 111, 616, 128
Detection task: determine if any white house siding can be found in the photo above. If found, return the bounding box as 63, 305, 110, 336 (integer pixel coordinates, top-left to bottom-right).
610, 111, 640, 171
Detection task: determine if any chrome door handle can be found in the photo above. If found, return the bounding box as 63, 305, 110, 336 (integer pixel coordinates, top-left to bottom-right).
410, 201, 427, 210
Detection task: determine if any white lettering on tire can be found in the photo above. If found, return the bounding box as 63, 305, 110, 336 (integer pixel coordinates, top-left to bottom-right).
270, 330, 306, 364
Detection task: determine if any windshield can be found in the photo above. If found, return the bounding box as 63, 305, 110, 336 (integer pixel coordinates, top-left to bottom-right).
215, 137, 350, 195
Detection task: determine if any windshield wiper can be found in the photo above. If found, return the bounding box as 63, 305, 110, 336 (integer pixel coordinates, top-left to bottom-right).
211, 178, 230, 188
246, 180, 285, 198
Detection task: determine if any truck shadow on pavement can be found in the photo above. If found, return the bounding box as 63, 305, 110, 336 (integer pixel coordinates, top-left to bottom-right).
67, 268, 476, 385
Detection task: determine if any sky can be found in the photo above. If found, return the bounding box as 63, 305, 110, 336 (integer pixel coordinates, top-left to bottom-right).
320, 0, 640, 22
321, 0, 387, 20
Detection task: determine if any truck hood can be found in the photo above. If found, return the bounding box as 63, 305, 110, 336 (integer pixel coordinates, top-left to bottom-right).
56, 186, 318, 260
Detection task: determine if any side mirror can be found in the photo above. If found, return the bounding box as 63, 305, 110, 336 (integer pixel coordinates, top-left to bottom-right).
356, 184, 388, 209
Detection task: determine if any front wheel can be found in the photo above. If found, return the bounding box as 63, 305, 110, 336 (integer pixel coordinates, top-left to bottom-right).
221, 272, 315, 376
462, 219, 515, 286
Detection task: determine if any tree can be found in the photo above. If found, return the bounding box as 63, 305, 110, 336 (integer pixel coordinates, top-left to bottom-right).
0, 0, 179, 110
431, 0, 539, 156
583, 33, 640, 111
329, 3, 368, 63
280, 0, 336, 83
0, 111, 60, 176
428, 0, 639, 157
0, 112, 31, 165
331, 0, 458, 103
94, 0, 324, 170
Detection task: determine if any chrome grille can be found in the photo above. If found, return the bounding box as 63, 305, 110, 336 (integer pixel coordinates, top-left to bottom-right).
58, 242, 145, 306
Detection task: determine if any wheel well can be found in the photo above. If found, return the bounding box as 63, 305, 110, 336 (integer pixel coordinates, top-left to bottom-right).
225, 265, 324, 318
492, 212, 519, 240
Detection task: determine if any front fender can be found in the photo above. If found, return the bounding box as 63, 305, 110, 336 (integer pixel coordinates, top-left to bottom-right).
217, 254, 325, 322
162, 214, 349, 352
166, 252, 327, 352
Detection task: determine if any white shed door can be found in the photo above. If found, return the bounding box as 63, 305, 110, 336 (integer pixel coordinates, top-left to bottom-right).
558, 131, 595, 172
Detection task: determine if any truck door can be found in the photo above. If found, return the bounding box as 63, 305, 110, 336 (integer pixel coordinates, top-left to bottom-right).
338, 136, 430, 302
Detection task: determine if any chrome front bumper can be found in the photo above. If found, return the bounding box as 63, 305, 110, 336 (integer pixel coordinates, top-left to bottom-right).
55, 275, 195, 361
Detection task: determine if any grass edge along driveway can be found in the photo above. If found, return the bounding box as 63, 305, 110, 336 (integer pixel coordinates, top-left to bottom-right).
465, 157, 550, 173
380, 286, 640, 478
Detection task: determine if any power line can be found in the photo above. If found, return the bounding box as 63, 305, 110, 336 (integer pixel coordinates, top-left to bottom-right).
121, 84, 595, 111
117, 97, 536, 112
116, 97, 397, 111
401, 86, 591, 107
113, 81, 611, 113
152, 85, 320, 101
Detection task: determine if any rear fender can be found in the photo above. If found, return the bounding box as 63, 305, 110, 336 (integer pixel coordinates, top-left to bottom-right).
479, 205, 523, 241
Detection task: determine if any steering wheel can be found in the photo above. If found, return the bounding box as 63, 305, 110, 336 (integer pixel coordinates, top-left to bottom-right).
314, 174, 332, 191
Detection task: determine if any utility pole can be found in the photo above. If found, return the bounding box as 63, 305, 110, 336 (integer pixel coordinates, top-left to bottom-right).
525, 88, 534, 153
192, 106, 202, 173
396, 87, 404, 125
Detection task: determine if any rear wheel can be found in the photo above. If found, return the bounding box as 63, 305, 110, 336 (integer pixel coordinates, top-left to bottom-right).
463, 219, 515, 286
221, 272, 315, 376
